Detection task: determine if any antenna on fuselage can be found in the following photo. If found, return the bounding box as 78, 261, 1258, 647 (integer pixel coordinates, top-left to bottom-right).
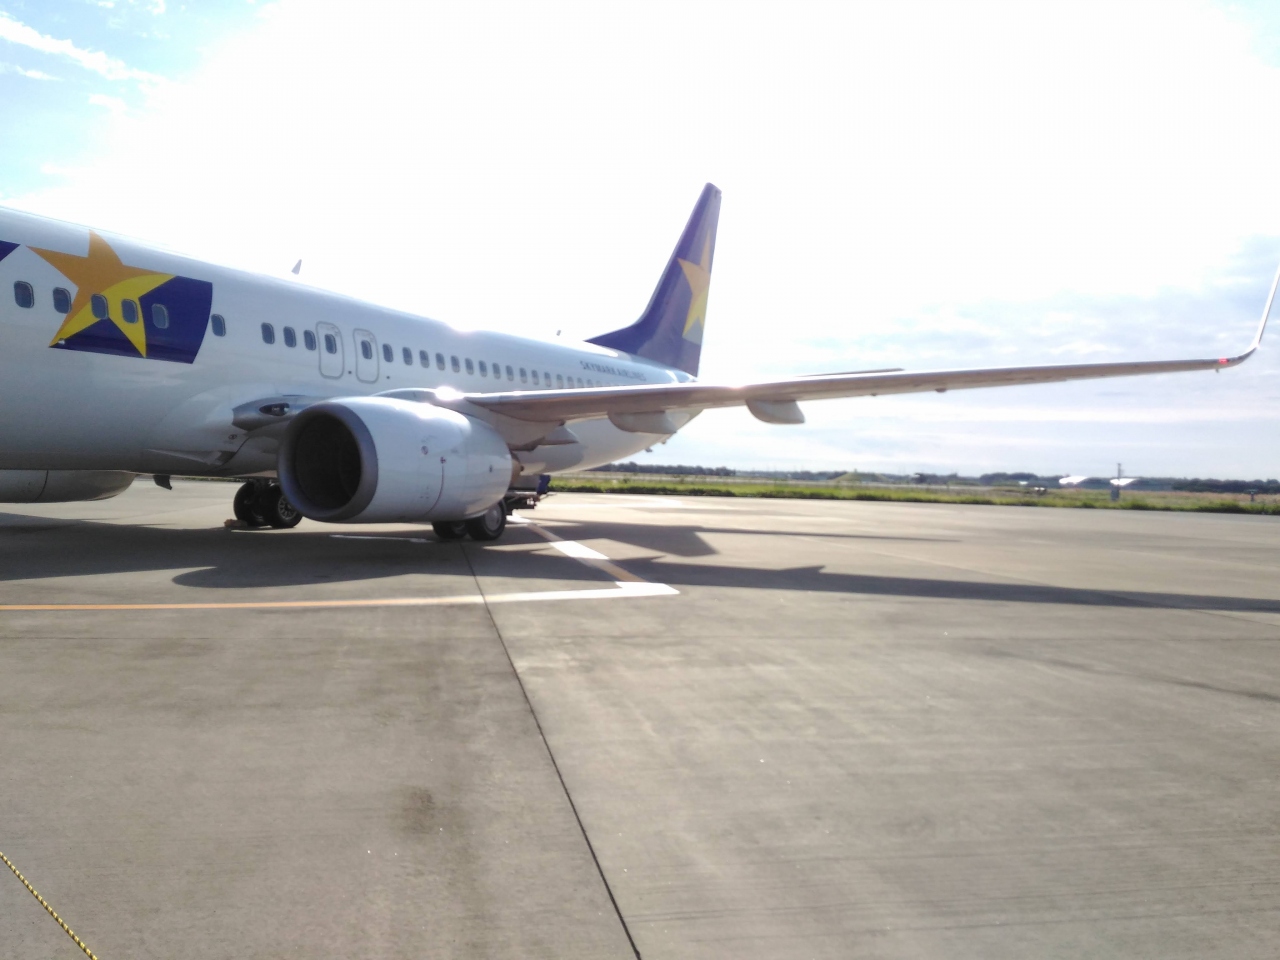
291, 259, 302, 276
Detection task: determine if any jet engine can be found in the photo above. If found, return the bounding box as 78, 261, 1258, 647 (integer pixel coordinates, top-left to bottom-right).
0, 470, 135, 503
277, 397, 513, 523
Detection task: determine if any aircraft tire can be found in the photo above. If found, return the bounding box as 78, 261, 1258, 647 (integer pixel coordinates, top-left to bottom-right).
263, 485, 303, 529
432, 520, 469, 541
465, 503, 507, 541
233, 482, 267, 527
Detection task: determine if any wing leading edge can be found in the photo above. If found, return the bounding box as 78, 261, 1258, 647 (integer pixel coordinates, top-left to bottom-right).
456, 260, 1279, 427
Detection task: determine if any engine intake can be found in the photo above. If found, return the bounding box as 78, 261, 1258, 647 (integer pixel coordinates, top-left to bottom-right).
278, 398, 512, 523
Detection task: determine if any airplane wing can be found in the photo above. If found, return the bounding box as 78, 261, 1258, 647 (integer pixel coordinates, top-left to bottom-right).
239, 264, 1276, 445
458, 352, 1245, 425
439, 273, 1277, 430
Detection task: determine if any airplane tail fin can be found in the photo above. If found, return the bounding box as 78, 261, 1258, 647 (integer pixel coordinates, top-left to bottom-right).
587, 183, 720, 376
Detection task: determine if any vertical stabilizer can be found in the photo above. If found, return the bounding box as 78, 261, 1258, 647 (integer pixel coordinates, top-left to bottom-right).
587, 183, 720, 376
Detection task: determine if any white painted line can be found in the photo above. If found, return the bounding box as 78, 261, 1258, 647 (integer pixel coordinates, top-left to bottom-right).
329, 534, 431, 543
549, 540, 610, 561
0, 581, 678, 613
0, 514, 674, 613
487, 581, 678, 604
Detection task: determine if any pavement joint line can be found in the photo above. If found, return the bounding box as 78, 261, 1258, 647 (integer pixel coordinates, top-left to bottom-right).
459, 541, 645, 960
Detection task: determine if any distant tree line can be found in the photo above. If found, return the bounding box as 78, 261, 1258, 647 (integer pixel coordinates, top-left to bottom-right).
1171, 478, 1280, 493
587, 463, 1280, 490
590, 462, 738, 476
978, 472, 1049, 485
589, 462, 846, 480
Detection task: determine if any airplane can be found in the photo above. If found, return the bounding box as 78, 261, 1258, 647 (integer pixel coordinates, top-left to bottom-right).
0, 183, 1273, 541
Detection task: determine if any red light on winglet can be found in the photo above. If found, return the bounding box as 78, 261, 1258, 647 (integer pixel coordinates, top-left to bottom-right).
1219, 358, 1229, 364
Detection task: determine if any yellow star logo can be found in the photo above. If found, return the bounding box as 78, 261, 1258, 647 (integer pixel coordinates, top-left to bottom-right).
677, 232, 712, 344
31, 231, 172, 358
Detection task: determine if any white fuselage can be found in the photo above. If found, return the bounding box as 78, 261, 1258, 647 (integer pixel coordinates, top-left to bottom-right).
0, 207, 686, 479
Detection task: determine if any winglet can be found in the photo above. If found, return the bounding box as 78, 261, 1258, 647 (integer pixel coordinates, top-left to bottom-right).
1248, 258, 1280, 355
1214, 257, 1280, 367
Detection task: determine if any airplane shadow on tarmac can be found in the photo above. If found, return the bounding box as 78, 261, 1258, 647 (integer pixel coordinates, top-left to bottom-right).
3, 510, 1280, 614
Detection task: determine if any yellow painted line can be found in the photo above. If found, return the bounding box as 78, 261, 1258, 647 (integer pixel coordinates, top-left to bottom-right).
0, 595, 487, 612
0, 519, 675, 612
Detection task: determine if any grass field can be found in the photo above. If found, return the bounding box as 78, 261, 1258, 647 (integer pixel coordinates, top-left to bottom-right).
549, 473, 1280, 516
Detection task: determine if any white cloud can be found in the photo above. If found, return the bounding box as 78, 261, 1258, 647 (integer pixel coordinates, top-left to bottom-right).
0, 62, 57, 80
0, 11, 163, 84
88, 92, 127, 113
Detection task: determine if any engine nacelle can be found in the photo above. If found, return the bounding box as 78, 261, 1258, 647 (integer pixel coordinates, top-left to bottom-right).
277, 397, 512, 523
0, 470, 135, 503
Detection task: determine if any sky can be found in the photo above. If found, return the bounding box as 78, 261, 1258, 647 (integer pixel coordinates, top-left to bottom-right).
3, 0, 1280, 478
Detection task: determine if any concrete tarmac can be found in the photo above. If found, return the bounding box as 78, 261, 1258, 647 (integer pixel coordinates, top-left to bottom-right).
3, 481, 1280, 958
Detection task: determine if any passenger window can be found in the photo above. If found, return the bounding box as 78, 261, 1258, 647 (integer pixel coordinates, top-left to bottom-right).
465, 358, 474, 374
577, 378, 584, 388
506, 364, 514, 380
304, 330, 317, 351
360, 340, 373, 360
382, 343, 393, 363
261, 322, 275, 344
556, 374, 564, 388
402, 347, 412, 365
324, 333, 337, 354
451, 355, 460, 372
151, 303, 170, 328
13, 281, 34, 309
121, 299, 139, 324
493, 360, 501, 376
211, 314, 226, 336
283, 326, 297, 348
532, 370, 540, 385
436, 352, 446, 370
91, 294, 109, 320
520, 367, 528, 383
543, 371, 550, 385
478, 360, 487, 376
52, 287, 71, 314
419, 350, 429, 367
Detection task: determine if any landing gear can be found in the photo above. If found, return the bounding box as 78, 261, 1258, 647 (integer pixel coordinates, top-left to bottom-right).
465, 502, 507, 541
432, 502, 508, 542
262, 485, 303, 528
233, 482, 266, 526
233, 481, 302, 529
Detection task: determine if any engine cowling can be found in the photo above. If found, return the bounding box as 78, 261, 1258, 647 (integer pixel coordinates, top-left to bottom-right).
277, 397, 513, 523
0, 470, 135, 503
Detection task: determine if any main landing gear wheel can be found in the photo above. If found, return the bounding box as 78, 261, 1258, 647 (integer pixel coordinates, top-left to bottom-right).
233, 481, 302, 529
432, 520, 468, 541
465, 502, 507, 542
233, 481, 267, 527
263, 485, 302, 529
